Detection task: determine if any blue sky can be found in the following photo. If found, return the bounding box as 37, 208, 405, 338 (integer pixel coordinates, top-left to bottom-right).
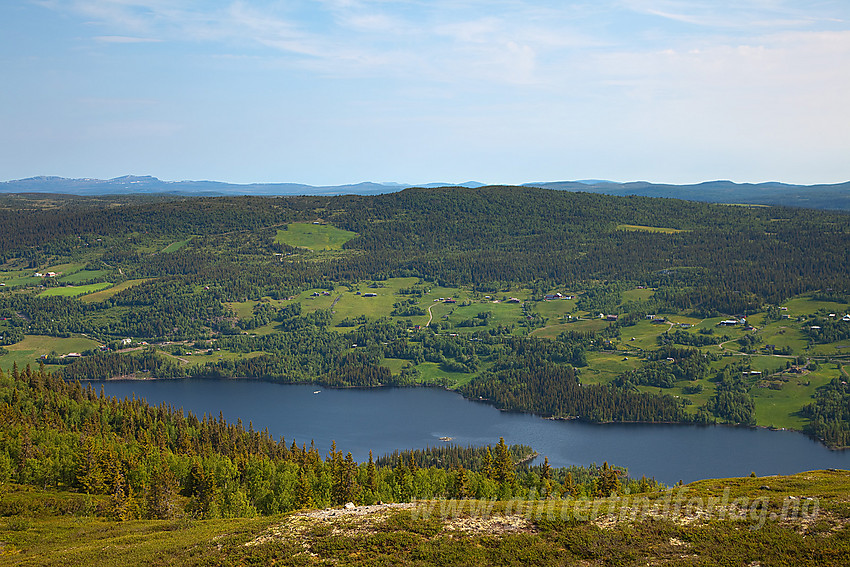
1, 1, 848, 185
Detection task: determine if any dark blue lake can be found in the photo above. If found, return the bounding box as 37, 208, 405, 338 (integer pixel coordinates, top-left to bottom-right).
97, 379, 850, 485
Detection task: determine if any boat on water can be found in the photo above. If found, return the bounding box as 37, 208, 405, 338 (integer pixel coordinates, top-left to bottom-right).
313, 391, 321, 394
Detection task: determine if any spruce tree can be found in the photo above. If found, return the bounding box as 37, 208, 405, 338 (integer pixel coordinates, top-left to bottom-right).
563, 471, 579, 498
455, 466, 471, 499
541, 457, 552, 497
493, 437, 515, 486
295, 466, 315, 510
595, 461, 620, 497
482, 448, 493, 480
147, 462, 179, 519
342, 452, 359, 504
366, 451, 377, 493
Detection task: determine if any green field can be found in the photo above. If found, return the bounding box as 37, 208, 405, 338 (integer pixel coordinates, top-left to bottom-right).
532, 317, 612, 339
750, 363, 837, 429
620, 287, 655, 303
442, 299, 525, 331
275, 222, 357, 250
162, 238, 193, 253
1, 335, 101, 371
416, 361, 475, 387
615, 320, 671, 350
534, 296, 578, 320
79, 279, 151, 302
381, 357, 409, 375
531, 324, 570, 339
39, 283, 111, 297
227, 300, 260, 320
0, 272, 41, 287
45, 262, 87, 275
58, 269, 110, 283
162, 348, 268, 368
581, 352, 640, 384
327, 281, 417, 324
275, 278, 524, 333
782, 297, 849, 318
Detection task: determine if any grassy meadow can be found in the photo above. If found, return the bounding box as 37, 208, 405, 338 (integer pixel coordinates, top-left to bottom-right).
78, 279, 152, 303
57, 269, 110, 284
38, 283, 111, 298
275, 222, 357, 250
0, 335, 101, 371
161, 238, 193, 253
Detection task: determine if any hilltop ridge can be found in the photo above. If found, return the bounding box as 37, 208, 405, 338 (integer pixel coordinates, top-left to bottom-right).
1, 176, 848, 210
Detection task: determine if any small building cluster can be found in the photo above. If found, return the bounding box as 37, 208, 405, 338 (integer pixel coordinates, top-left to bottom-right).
543, 292, 575, 300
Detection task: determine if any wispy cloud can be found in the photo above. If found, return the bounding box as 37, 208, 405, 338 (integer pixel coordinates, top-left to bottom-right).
29, 1, 593, 85
620, 0, 842, 30
93, 35, 161, 43
33, 0, 850, 91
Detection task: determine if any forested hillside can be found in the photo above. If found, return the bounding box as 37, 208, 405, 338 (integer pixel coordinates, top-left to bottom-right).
2, 187, 848, 307
1, 187, 849, 444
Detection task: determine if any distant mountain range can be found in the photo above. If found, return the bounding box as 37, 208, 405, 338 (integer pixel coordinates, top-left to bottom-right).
0, 175, 466, 197
1, 175, 849, 211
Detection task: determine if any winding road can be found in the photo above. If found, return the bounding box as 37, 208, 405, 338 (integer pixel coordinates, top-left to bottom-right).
426, 302, 436, 328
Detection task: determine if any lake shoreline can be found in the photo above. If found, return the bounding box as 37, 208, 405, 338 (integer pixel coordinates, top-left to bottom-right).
92, 378, 850, 484
81, 373, 845, 451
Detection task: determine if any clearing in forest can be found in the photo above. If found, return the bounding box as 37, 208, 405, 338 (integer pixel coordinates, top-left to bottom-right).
78, 279, 152, 302
39, 283, 111, 298
275, 223, 357, 250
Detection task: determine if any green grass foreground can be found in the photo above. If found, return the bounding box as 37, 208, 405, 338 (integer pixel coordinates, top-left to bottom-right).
2, 470, 849, 566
